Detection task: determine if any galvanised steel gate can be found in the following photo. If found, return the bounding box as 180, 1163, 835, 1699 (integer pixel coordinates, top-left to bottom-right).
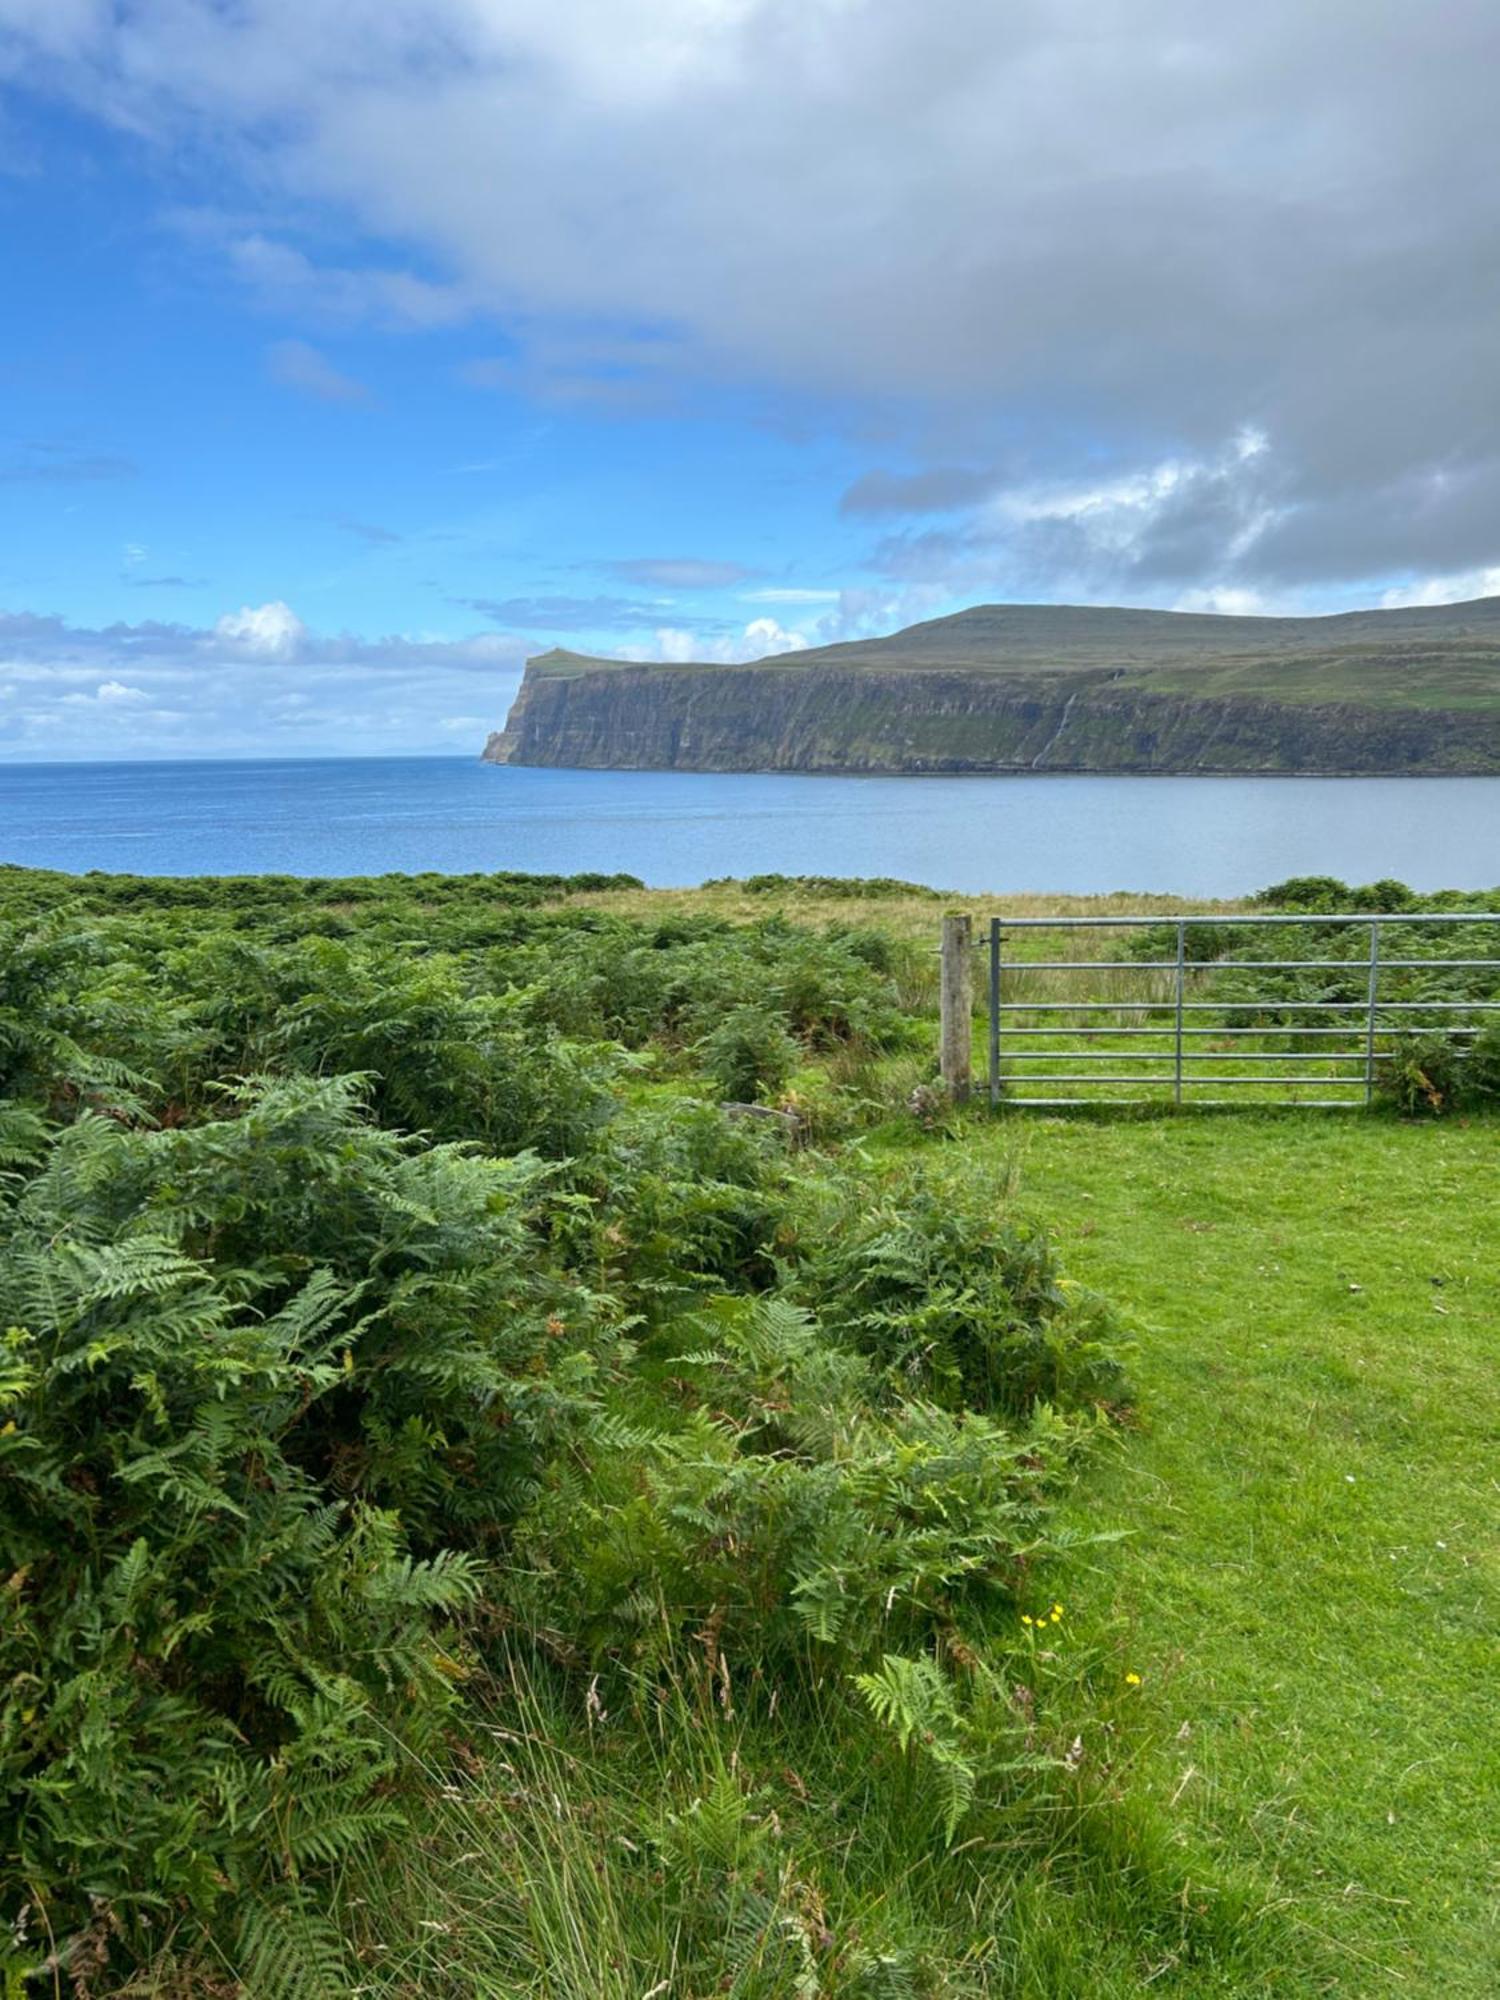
983, 913, 1500, 1108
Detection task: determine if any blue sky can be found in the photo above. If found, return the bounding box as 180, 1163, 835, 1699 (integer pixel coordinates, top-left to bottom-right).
2, 2, 1498, 758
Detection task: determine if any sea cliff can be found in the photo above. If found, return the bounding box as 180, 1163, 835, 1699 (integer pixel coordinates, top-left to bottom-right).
482, 600, 1500, 775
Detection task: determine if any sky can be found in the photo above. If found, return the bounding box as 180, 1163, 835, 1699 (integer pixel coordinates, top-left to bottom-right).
2, 1, 1499, 761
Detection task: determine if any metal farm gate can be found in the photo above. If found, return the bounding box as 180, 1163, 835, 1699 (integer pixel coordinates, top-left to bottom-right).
943, 912, 1500, 1109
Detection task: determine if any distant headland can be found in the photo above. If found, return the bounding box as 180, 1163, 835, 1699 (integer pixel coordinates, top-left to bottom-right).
482, 595, 1500, 776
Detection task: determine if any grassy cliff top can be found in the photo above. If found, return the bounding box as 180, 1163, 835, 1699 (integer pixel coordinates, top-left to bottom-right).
523, 595, 1500, 711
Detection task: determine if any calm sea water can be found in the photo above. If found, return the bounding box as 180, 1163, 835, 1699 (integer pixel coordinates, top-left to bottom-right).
2, 757, 1498, 895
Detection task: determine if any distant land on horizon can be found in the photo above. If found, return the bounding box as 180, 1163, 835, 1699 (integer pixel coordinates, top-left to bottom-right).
483, 595, 1500, 777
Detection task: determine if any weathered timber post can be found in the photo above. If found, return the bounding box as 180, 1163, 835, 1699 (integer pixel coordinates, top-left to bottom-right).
939, 913, 973, 1101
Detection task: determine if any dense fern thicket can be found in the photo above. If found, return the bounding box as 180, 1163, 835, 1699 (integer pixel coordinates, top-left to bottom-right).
0, 868, 1180, 1995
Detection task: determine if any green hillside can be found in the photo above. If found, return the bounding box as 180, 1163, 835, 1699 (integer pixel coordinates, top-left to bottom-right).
485, 596, 1500, 774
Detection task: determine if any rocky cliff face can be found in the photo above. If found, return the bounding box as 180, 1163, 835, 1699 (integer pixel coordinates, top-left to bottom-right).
483, 660, 1500, 775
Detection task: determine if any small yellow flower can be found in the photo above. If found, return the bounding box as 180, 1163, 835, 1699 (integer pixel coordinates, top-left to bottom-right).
1124, 1672, 1142, 1687
1052, 1603, 1064, 1617
1021, 1613, 1033, 1626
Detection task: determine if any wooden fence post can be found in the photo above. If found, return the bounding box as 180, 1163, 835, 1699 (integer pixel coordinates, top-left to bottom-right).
939, 913, 973, 1101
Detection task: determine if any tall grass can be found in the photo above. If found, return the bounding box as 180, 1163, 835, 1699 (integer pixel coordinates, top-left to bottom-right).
130, 1642, 1293, 1999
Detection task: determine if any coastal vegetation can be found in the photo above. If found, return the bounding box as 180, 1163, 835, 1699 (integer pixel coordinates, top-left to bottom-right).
1, 864, 1495, 1995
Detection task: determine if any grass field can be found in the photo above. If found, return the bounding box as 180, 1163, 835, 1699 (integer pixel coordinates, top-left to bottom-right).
930, 1110, 1500, 1993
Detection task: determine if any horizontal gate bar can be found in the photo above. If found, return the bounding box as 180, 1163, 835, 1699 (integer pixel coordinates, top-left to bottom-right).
991, 912, 1500, 927
1003, 956, 1500, 972
993, 1023, 1483, 1038
1000, 1050, 1377, 1063
1002, 1096, 1368, 1108
994, 999, 1500, 1012
997, 1074, 1374, 1086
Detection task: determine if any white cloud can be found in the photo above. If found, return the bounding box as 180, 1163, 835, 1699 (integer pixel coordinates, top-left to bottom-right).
236, 238, 468, 330
59, 679, 150, 705
213, 600, 309, 657
643, 616, 810, 663
741, 587, 842, 605
0, 605, 531, 759
1380, 567, 1500, 608
741, 617, 809, 656
1172, 587, 1274, 616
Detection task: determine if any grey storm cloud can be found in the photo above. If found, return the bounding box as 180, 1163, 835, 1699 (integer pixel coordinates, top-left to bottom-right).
839, 469, 996, 519
5, 2, 1500, 597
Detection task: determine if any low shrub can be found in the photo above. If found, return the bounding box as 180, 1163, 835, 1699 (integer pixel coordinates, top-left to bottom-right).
1378, 1022, 1500, 1114
789, 1166, 1127, 1417
0, 1077, 606, 1933
693, 1001, 802, 1102
562, 1097, 790, 1306
1462, 1016, 1500, 1101
707, 872, 943, 899
1249, 873, 1353, 910
1378, 1030, 1469, 1115
512, 1296, 1086, 1669
276, 944, 624, 1157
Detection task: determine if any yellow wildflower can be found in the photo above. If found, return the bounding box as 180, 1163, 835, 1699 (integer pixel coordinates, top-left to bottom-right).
1125, 1672, 1142, 1687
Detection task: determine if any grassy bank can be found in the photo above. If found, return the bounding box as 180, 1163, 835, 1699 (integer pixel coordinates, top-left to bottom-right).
952, 1111, 1498, 1993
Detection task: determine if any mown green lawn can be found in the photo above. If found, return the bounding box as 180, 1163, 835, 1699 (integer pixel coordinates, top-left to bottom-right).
952, 1111, 1499, 1994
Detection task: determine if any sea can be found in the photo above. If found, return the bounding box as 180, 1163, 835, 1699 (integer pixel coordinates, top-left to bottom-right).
2, 757, 1498, 896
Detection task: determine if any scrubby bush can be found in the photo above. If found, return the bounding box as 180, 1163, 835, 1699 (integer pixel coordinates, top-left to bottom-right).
568, 1098, 788, 1303
790, 1166, 1126, 1416
512, 1296, 1085, 1669
1379, 1030, 1467, 1115
1249, 874, 1356, 911
1462, 1016, 1500, 1101
0, 1078, 607, 1934
1378, 1023, 1500, 1114
706, 872, 942, 899
693, 1001, 802, 1102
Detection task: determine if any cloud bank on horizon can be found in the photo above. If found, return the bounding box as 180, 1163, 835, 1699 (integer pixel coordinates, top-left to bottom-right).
1, 0, 1498, 755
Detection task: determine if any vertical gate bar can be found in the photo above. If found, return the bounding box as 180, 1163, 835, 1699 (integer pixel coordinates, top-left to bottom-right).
1174, 920, 1186, 1105
1364, 921, 1381, 1106
989, 917, 1002, 1109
